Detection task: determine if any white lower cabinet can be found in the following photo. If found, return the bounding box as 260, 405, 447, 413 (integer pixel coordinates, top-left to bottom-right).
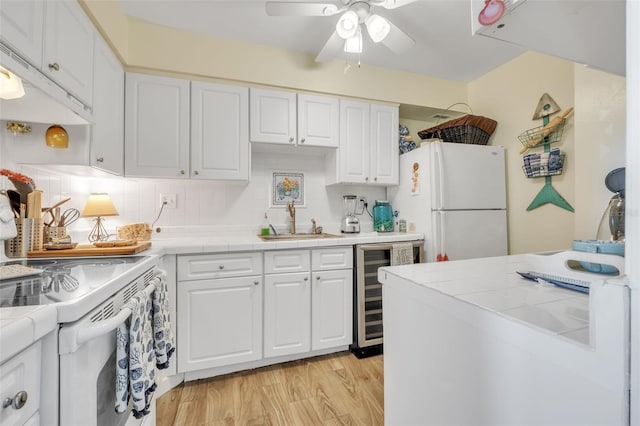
264, 272, 311, 357
178, 247, 352, 375
264, 247, 352, 358
177, 253, 263, 373
311, 269, 352, 350
0, 341, 41, 426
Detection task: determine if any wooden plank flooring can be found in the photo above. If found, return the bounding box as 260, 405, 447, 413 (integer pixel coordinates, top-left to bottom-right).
156, 351, 383, 426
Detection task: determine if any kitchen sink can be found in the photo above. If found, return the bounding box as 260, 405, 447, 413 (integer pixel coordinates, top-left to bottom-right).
258, 233, 343, 241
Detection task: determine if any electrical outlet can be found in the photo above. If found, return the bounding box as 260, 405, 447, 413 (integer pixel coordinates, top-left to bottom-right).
160, 193, 177, 209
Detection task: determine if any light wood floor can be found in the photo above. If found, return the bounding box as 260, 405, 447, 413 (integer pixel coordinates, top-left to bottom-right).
156, 351, 383, 426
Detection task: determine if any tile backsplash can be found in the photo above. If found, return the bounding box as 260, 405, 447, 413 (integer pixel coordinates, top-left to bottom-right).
1, 150, 387, 243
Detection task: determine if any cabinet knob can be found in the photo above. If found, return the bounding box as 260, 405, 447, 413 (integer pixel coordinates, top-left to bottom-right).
96, 157, 104, 163
304, 277, 309, 281
180, 170, 185, 175
316, 276, 320, 280
194, 170, 199, 176
219, 265, 224, 270
48, 62, 60, 71
365, 177, 369, 182
2, 391, 28, 410
289, 137, 294, 143
374, 177, 378, 182
254, 281, 259, 286
300, 138, 305, 144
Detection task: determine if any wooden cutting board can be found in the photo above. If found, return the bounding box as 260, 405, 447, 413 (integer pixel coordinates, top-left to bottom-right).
27, 241, 151, 258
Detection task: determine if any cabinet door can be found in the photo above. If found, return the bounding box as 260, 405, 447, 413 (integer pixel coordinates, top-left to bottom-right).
125, 73, 190, 178
191, 81, 249, 180
249, 88, 296, 145
264, 272, 311, 357
370, 103, 399, 185
297, 93, 339, 148
0, 0, 44, 68
339, 99, 370, 184
0, 341, 41, 426
312, 269, 353, 350
177, 276, 263, 372
43, 0, 94, 105
90, 35, 124, 175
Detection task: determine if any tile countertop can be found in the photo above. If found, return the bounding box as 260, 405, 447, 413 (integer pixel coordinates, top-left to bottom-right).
149, 231, 425, 255
0, 305, 57, 364
378, 252, 628, 346
0, 231, 424, 363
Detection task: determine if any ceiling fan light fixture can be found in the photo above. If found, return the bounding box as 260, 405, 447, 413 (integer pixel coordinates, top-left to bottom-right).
322, 4, 338, 15
336, 10, 359, 39
365, 14, 390, 43
344, 27, 363, 53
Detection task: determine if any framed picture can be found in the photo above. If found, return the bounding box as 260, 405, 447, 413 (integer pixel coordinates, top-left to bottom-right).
272, 172, 305, 206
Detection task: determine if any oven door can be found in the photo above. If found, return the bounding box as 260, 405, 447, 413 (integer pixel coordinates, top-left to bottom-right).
58, 272, 160, 426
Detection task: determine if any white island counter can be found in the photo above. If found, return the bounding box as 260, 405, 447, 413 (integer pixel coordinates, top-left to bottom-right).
378, 251, 628, 426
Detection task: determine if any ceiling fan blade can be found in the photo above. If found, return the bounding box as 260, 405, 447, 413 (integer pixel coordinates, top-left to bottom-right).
381, 19, 415, 54
380, 0, 419, 9
315, 31, 343, 62
266, 2, 342, 16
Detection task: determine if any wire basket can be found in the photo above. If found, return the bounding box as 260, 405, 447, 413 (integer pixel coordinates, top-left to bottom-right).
522, 151, 565, 178
518, 120, 566, 149
418, 114, 497, 145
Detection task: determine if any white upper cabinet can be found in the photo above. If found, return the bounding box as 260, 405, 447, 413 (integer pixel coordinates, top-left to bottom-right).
90, 35, 124, 175
43, 0, 94, 106
250, 88, 339, 148
0, 0, 44, 68
297, 93, 339, 147
250, 88, 296, 144
335, 100, 398, 186
191, 81, 249, 180
338, 99, 370, 184
125, 73, 190, 178
370, 103, 399, 185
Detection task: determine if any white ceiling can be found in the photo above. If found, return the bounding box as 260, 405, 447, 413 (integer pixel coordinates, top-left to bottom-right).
118, 0, 528, 82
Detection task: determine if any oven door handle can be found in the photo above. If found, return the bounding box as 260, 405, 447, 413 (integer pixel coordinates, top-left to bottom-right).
75, 281, 157, 346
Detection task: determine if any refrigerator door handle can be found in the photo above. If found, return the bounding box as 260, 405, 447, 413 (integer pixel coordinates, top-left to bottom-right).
434, 211, 449, 262
433, 142, 445, 210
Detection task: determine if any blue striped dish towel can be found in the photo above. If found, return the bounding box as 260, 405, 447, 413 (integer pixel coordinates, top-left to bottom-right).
115, 290, 157, 418
152, 270, 175, 369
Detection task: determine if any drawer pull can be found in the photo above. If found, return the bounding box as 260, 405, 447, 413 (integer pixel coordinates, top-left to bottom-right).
304, 277, 309, 281
219, 265, 224, 270
48, 62, 60, 71
254, 281, 259, 286
316, 276, 320, 280
3, 390, 28, 410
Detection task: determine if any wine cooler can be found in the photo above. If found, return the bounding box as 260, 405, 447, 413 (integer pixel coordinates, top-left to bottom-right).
350, 241, 424, 358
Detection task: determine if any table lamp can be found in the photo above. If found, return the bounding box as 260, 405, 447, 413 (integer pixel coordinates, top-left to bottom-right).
81, 193, 118, 242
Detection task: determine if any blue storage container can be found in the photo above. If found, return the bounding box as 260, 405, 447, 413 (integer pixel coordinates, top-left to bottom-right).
571, 239, 624, 274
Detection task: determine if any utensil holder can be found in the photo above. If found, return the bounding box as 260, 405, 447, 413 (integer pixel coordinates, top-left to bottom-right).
44, 226, 68, 244
4, 218, 44, 257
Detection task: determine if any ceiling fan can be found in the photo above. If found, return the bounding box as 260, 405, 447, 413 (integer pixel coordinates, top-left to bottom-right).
265, 0, 417, 62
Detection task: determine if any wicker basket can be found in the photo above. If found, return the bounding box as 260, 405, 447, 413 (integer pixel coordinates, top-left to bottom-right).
418, 114, 497, 145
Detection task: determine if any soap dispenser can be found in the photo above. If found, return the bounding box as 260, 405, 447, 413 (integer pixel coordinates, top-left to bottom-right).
260, 213, 270, 236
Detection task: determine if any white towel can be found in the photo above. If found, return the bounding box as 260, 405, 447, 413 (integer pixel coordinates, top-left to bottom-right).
391, 243, 415, 266
115, 290, 157, 418
152, 271, 175, 369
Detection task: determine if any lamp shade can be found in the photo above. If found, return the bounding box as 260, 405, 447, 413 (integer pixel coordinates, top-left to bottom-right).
365, 14, 390, 43
81, 193, 118, 217
336, 10, 359, 39
0, 67, 25, 100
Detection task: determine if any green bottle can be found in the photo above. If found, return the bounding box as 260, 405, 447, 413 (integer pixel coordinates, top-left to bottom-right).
260, 213, 270, 236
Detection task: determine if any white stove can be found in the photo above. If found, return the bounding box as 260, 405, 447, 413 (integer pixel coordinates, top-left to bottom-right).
0, 255, 158, 323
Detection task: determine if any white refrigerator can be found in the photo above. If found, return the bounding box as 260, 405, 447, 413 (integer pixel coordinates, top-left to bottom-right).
388, 142, 508, 262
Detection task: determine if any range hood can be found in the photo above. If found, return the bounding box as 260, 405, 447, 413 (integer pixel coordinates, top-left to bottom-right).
0, 42, 92, 125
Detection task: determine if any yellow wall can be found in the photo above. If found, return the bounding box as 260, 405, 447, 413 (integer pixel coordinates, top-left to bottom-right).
469, 52, 576, 254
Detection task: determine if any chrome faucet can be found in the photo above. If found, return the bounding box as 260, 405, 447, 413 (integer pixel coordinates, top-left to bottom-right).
287, 200, 296, 234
